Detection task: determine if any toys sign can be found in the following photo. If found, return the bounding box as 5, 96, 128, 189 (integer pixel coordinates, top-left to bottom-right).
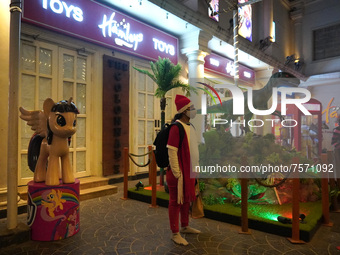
42, 0, 84, 22
23, 0, 178, 63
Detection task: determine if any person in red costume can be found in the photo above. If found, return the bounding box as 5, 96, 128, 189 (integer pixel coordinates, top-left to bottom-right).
166, 95, 201, 246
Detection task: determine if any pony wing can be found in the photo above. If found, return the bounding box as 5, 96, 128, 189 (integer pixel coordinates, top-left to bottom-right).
19, 107, 47, 137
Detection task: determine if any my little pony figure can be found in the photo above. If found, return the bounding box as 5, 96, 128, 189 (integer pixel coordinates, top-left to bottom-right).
20, 98, 79, 186
41, 189, 66, 219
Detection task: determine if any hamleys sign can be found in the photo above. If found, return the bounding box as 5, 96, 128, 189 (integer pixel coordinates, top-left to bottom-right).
22, 0, 178, 63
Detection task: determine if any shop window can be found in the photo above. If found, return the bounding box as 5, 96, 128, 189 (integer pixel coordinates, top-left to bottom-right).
313, 23, 340, 61
39, 48, 52, 75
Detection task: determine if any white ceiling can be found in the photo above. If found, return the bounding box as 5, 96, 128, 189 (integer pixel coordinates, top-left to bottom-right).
98, 0, 269, 70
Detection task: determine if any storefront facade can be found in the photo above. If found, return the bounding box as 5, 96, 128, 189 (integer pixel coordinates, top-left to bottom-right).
14, 0, 185, 185
2, 0, 339, 202
0, 0, 303, 191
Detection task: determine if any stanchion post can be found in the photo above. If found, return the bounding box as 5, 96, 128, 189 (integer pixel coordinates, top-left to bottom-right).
288, 157, 305, 244
321, 153, 333, 226
121, 147, 129, 200
148, 146, 152, 186
239, 156, 250, 235
327, 151, 340, 212
150, 150, 158, 208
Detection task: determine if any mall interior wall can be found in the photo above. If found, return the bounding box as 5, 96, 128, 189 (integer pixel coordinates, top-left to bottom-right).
272, 0, 294, 62
302, 0, 340, 76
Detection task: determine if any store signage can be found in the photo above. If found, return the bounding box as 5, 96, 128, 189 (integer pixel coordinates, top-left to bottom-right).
204, 53, 255, 84
322, 97, 339, 124
23, 0, 178, 63
98, 12, 144, 51
102, 55, 129, 176
42, 0, 84, 22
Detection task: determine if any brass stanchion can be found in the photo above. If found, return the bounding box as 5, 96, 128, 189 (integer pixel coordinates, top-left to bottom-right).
148, 146, 152, 186
121, 147, 129, 200
321, 153, 333, 226
150, 150, 158, 208
239, 156, 250, 235
288, 157, 305, 244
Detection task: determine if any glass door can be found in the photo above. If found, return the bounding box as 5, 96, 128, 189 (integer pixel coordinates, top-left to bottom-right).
59, 48, 91, 178
134, 65, 173, 173
19, 41, 58, 185
19, 41, 92, 185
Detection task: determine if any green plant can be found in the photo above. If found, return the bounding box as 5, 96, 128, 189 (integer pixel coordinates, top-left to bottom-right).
226, 178, 239, 190
203, 194, 226, 205
266, 152, 280, 164
198, 181, 206, 192
133, 57, 196, 183
216, 197, 226, 205
203, 194, 216, 205
330, 186, 340, 199
133, 57, 195, 99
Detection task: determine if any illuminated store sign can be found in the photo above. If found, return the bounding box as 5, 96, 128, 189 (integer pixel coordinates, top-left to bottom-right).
210, 58, 220, 67
204, 53, 255, 84
42, 0, 84, 22
98, 12, 143, 51
23, 0, 178, 63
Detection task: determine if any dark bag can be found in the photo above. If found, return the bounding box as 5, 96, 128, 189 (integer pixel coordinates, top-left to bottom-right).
153, 122, 185, 168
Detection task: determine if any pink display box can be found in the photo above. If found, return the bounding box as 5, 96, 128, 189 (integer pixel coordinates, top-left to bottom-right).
27, 179, 80, 241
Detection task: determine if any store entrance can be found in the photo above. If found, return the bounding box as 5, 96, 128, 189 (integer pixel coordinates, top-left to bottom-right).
19, 40, 92, 185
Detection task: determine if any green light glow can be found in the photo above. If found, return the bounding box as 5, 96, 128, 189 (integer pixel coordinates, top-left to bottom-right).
256, 212, 281, 221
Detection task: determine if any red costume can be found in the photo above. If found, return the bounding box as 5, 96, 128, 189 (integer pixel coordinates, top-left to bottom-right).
166, 95, 196, 234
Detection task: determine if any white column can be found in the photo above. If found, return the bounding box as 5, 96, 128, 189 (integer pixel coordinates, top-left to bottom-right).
185, 50, 208, 142
293, 18, 303, 60
186, 50, 206, 80
180, 30, 212, 141
7, 0, 21, 230
0, 1, 10, 191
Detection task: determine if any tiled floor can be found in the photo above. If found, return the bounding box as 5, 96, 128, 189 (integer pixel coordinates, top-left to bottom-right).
1, 179, 340, 255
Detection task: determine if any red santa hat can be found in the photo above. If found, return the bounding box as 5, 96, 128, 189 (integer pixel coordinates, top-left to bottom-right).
175, 95, 192, 113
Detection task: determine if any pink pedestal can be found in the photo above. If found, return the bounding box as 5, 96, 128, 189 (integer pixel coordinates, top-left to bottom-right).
27, 179, 80, 241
